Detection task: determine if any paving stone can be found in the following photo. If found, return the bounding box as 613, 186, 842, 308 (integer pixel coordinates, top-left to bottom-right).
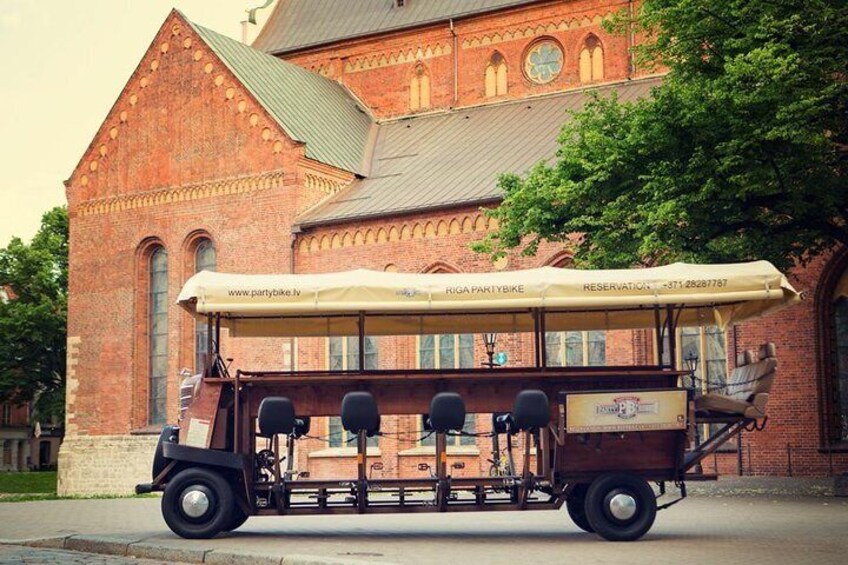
0, 537, 67, 549
283, 556, 397, 565
65, 534, 141, 557
0, 544, 185, 564
127, 541, 207, 563
204, 549, 283, 565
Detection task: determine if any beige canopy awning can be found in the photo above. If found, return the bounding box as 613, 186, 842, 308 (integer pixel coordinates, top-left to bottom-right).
177, 261, 801, 337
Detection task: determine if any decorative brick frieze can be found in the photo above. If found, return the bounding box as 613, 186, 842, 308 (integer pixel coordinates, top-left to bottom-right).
297, 213, 499, 254
344, 42, 453, 73
461, 13, 610, 49
76, 170, 289, 217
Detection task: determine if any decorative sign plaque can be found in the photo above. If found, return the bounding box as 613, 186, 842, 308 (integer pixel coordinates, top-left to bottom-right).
566, 390, 687, 434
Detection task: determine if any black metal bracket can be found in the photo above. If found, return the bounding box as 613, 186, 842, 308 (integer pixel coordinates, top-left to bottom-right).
657, 481, 686, 511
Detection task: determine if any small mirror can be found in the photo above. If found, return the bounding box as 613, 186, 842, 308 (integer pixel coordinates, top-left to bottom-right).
451, 462, 465, 470
298, 471, 310, 479
370, 462, 384, 471
417, 463, 430, 471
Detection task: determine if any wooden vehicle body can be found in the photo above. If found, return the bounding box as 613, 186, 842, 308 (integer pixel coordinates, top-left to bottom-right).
138, 262, 799, 540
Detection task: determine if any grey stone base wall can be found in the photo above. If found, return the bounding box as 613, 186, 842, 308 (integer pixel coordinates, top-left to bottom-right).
57, 434, 158, 496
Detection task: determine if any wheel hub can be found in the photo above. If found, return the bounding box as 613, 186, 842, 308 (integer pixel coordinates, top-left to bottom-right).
608, 492, 638, 521
180, 488, 211, 519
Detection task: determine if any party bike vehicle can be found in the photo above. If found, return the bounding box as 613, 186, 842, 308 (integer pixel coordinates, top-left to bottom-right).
137, 261, 799, 541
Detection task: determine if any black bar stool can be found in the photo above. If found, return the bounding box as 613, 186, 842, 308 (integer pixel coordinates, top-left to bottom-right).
427, 392, 466, 511
341, 391, 380, 513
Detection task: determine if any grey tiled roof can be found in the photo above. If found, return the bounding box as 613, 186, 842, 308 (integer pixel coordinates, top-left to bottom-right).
295, 78, 662, 228
189, 19, 374, 175
253, 0, 540, 54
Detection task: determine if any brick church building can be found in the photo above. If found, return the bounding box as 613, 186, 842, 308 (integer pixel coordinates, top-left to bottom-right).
58, 0, 848, 495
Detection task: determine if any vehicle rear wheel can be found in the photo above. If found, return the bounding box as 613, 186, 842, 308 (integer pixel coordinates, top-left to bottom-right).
566, 483, 594, 533
584, 473, 656, 542
162, 467, 234, 539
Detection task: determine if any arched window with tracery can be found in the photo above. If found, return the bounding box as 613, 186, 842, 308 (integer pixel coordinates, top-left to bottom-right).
194, 240, 216, 372
148, 247, 168, 425
485, 52, 508, 98
409, 63, 431, 111
824, 264, 848, 443
544, 253, 606, 366
418, 263, 476, 445
579, 34, 604, 83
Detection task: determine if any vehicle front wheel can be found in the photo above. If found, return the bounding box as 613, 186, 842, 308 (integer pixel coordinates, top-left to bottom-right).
584, 473, 656, 542
223, 505, 249, 532
162, 467, 235, 539
566, 483, 594, 533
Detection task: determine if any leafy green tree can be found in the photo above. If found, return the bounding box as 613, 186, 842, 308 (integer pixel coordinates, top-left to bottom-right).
476, 0, 848, 272
0, 207, 68, 422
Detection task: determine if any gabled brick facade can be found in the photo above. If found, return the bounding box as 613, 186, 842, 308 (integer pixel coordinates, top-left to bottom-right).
58, 1, 848, 495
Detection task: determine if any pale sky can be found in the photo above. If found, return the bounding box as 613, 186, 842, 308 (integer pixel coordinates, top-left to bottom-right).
0, 1, 277, 246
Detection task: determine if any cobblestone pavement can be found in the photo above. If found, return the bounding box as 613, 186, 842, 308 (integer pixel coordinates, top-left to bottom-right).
1, 486, 848, 564
0, 545, 183, 565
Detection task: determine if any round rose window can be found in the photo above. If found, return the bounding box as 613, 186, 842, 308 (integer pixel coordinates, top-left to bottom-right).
524, 39, 564, 84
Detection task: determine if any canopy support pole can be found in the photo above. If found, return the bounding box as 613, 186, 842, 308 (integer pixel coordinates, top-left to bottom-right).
233, 369, 241, 454
654, 306, 664, 368
533, 309, 541, 369
206, 315, 213, 377
214, 313, 221, 355
358, 312, 365, 373
540, 309, 548, 370
666, 305, 677, 370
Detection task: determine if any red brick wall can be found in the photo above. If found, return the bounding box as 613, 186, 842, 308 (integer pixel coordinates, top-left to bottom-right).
65, 12, 341, 434
281, 0, 644, 118
729, 254, 848, 476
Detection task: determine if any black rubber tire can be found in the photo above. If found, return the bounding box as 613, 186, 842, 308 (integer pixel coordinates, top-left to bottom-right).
223, 505, 249, 532
161, 467, 234, 539
584, 473, 657, 542
566, 483, 594, 533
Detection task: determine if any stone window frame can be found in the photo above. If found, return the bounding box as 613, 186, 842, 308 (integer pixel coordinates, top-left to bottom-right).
543, 251, 607, 369
545, 330, 606, 367
191, 233, 218, 373
484, 50, 509, 98
409, 62, 432, 112
179, 230, 221, 379
578, 32, 605, 83
414, 262, 477, 447
676, 325, 733, 447
816, 249, 848, 450
132, 237, 169, 431
522, 36, 565, 85
147, 246, 169, 426
326, 336, 379, 448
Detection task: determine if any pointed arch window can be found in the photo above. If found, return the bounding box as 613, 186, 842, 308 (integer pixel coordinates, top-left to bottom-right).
485, 52, 508, 98
194, 240, 216, 372
826, 267, 848, 442
416, 264, 476, 446
545, 253, 606, 367
579, 34, 604, 83
148, 247, 168, 425
409, 63, 431, 111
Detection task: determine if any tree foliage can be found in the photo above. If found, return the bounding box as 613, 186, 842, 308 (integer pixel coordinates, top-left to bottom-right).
0, 207, 68, 422
476, 0, 848, 272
